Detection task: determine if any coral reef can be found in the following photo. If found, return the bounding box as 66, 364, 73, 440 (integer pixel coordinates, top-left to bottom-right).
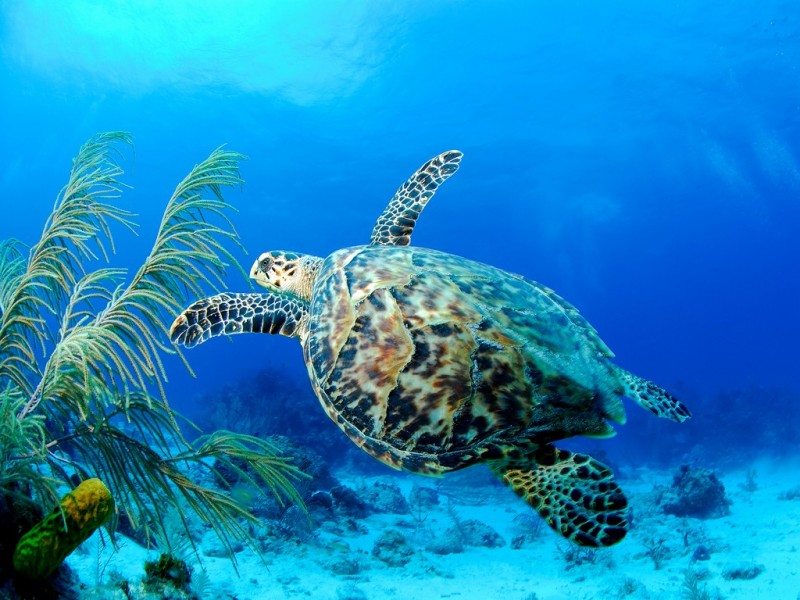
372, 529, 414, 567
275, 505, 315, 542
331, 485, 372, 519
362, 481, 409, 514
326, 555, 364, 576
143, 553, 193, 597
448, 518, 505, 548
408, 485, 439, 509
13, 479, 114, 580
425, 531, 464, 555
658, 465, 730, 518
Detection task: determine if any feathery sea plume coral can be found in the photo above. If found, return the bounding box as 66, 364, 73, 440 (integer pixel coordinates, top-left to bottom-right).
0, 133, 305, 581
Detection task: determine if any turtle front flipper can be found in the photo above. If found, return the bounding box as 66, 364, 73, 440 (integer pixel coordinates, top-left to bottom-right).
170, 292, 308, 348
369, 150, 463, 246
491, 445, 629, 547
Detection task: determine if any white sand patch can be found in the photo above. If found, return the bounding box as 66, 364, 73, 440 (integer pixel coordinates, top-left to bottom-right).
65, 460, 800, 599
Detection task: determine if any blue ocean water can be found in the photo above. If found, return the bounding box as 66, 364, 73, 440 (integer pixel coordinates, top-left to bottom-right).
1, 1, 799, 598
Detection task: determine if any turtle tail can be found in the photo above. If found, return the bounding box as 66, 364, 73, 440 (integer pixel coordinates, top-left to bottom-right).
615, 368, 691, 423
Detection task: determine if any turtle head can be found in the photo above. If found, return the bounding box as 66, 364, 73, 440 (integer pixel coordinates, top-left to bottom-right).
250, 251, 322, 302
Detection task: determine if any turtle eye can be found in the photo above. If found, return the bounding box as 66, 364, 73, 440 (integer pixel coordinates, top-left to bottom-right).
260, 259, 271, 272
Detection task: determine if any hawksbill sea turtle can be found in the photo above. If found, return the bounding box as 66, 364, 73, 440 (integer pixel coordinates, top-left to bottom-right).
170, 150, 690, 547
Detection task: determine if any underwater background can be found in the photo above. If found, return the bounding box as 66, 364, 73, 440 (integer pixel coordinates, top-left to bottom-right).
1, 1, 799, 599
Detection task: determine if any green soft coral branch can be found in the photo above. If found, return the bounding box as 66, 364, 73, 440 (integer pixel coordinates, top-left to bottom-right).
0, 384, 60, 510
0, 133, 135, 396
0, 240, 26, 309
181, 430, 309, 511
57, 397, 304, 567
42, 132, 136, 263
34, 269, 127, 420
20, 147, 246, 418
0, 240, 44, 394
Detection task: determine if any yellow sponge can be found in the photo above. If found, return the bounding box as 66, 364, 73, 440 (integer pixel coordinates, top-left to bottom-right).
13, 478, 115, 580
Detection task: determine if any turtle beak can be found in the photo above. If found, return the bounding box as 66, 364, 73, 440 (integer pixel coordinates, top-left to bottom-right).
250, 259, 270, 289
249, 259, 261, 280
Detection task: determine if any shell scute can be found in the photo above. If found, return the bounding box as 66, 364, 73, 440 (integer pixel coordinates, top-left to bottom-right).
386, 321, 477, 449
346, 246, 413, 303
324, 287, 413, 437
306, 259, 355, 385
391, 270, 484, 329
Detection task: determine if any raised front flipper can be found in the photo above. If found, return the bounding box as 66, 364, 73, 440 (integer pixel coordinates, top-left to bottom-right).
170, 292, 308, 347
369, 150, 463, 246
491, 445, 629, 547
616, 368, 691, 423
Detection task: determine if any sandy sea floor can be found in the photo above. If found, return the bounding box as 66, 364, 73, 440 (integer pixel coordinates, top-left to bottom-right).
67, 458, 800, 600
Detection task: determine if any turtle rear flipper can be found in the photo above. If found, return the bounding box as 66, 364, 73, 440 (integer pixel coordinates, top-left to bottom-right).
616, 368, 691, 423
491, 445, 629, 547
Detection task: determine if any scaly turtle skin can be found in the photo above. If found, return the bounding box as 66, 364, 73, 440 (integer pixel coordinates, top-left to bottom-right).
171, 150, 690, 547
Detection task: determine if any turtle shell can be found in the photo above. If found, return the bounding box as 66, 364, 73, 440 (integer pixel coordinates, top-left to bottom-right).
303, 245, 622, 474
